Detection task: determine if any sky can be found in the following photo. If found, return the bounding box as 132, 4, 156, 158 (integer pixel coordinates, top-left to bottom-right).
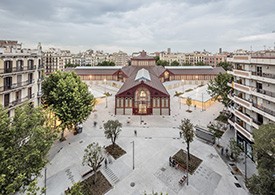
0, 0, 275, 54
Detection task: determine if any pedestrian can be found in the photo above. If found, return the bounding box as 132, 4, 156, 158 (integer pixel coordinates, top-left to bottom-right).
221, 147, 224, 156
104, 158, 108, 168
94, 121, 97, 127
194, 105, 196, 110
134, 130, 137, 136
169, 156, 172, 166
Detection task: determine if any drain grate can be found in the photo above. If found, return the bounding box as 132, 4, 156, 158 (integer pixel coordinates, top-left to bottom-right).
130, 182, 135, 187
161, 167, 166, 172
234, 183, 241, 188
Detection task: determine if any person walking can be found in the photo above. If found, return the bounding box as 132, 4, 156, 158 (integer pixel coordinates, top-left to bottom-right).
105, 158, 108, 168
134, 130, 137, 136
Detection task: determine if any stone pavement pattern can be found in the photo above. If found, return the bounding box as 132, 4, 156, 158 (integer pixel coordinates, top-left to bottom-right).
35, 82, 249, 195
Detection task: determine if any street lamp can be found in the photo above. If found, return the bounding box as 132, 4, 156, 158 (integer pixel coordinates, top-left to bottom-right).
104, 79, 107, 108
201, 93, 204, 111
44, 167, 47, 195
181, 79, 184, 93
130, 141, 135, 170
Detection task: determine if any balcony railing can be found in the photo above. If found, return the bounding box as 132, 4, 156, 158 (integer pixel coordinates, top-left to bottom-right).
37, 91, 43, 97
233, 69, 251, 77
252, 103, 275, 117
235, 122, 253, 141
235, 109, 251, 124
235, 96, 252, 109
38, 64, 44, 69
0, 65, 36, 75
3, 93, 35, 109
0, 80, 35, 92
234, 83, 250, 92
256, 88, 275, 98
251, 72, 275, 79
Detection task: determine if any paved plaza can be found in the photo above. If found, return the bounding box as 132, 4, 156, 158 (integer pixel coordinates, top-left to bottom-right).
38, 82, 249, 195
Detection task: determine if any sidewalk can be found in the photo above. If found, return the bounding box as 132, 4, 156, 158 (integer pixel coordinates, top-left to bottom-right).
215, 128, 257, 192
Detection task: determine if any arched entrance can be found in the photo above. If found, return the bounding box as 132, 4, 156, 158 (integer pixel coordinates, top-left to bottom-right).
134, 87, 151, 115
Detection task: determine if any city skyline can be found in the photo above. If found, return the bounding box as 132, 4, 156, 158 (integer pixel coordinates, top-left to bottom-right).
0, 0, 275, 53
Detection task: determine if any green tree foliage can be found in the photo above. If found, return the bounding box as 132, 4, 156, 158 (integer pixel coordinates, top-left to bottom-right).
65, 182, 84, 195
156, 60, 169, 66
207, 73, 233, 107
0, 104, 56, 194
195, 61, 208, 66
82, 143, 105, 184
228, 138, 242, 161
174, 91, 183, 97
103, 120, 122, 145
97, 61, 115, 66
179, 119, 194, 160
42, 71, 95, 140
65, 63, 79, 68
246, 124, 275, 195
217, 62, 232, 71
170, 60, 180, 66
186, 97, 192, 111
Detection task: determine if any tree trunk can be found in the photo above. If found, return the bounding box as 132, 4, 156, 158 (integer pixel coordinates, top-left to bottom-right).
187, 142, 190, 161
93, 171, 97, 184
60, 129, 66, 141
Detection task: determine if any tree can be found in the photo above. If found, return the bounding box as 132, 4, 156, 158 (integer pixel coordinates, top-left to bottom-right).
97, 61, 115, 66
246, 124, 275, 194
186, 97, 192, 111
0, 104, 56, 194
178, 118, 194, 160
156, 60, 169, 66
65, 63, 79, 68
217, 62, 232, 71
195, 61, 208, 66
170, 60, 180, 66
207, 73, 233, 108
42, 71, 95, 140
66, 182, 84, 195
103, 120, 122, 145
228, 138, 242, 161
82, 143, 105, 184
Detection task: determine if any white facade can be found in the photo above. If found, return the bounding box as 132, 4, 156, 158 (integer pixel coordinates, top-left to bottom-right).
227, 51, 275, 158
0, 41, 43, 117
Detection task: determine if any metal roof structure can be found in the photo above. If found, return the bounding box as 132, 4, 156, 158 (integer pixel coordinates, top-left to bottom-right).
135, 68, 151, 81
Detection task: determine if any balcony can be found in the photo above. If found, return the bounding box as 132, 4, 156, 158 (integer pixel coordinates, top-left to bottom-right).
38, 64, 44, 69
234, 82, 250, 93
235, 109, 252, 124
0, 66, 36, 76
0, 80, 35, 93
252, 103, 275, 121
228, 118, 235, 126
232, 69, 251, 78
4, 93, 35, 109
251, 72, 275, 84
235, 123, 253, 142
37, 77, 45, 83
251, 88, 275, 103
235, 96, 252, 110
37, 91, 43, 97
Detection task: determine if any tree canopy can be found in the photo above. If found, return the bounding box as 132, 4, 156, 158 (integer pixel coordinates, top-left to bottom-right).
179, 118, 194, 160
97, 61, 115, 66
207, 73, 233, 107
0, 104, 56, 194
246, 124, 275, 195
103, 120, 122, 145
82, 142, 105, 184
186, 97, 192, 111
170, 60, 180, 66
42, 71, 95, 139
156, 60, 169, 66
217, 62, 232, 71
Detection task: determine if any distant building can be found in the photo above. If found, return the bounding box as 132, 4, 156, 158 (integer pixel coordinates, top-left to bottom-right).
0, 40, 44, 117
72, 50, 225, 115
110, 51, 130, 66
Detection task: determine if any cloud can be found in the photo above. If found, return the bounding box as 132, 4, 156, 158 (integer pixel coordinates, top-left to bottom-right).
0, 0, 275, 53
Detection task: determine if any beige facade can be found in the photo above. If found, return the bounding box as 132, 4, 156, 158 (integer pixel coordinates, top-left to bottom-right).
0, 41, 43, 117
227, 51, 275, 158
110, 51, 129, 66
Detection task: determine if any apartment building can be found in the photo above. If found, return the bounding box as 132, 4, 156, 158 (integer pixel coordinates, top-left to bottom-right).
0, 40, 44, 117
43, 48, 72, 74
227, 51, 275, 158
110, 51, 129, 66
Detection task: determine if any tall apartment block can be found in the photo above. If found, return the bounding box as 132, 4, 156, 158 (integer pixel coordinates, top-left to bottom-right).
0, 40, 44, 117
227, 51, 275, 158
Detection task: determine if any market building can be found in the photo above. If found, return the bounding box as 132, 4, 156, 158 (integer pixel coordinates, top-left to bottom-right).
72, 51, 225, 115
